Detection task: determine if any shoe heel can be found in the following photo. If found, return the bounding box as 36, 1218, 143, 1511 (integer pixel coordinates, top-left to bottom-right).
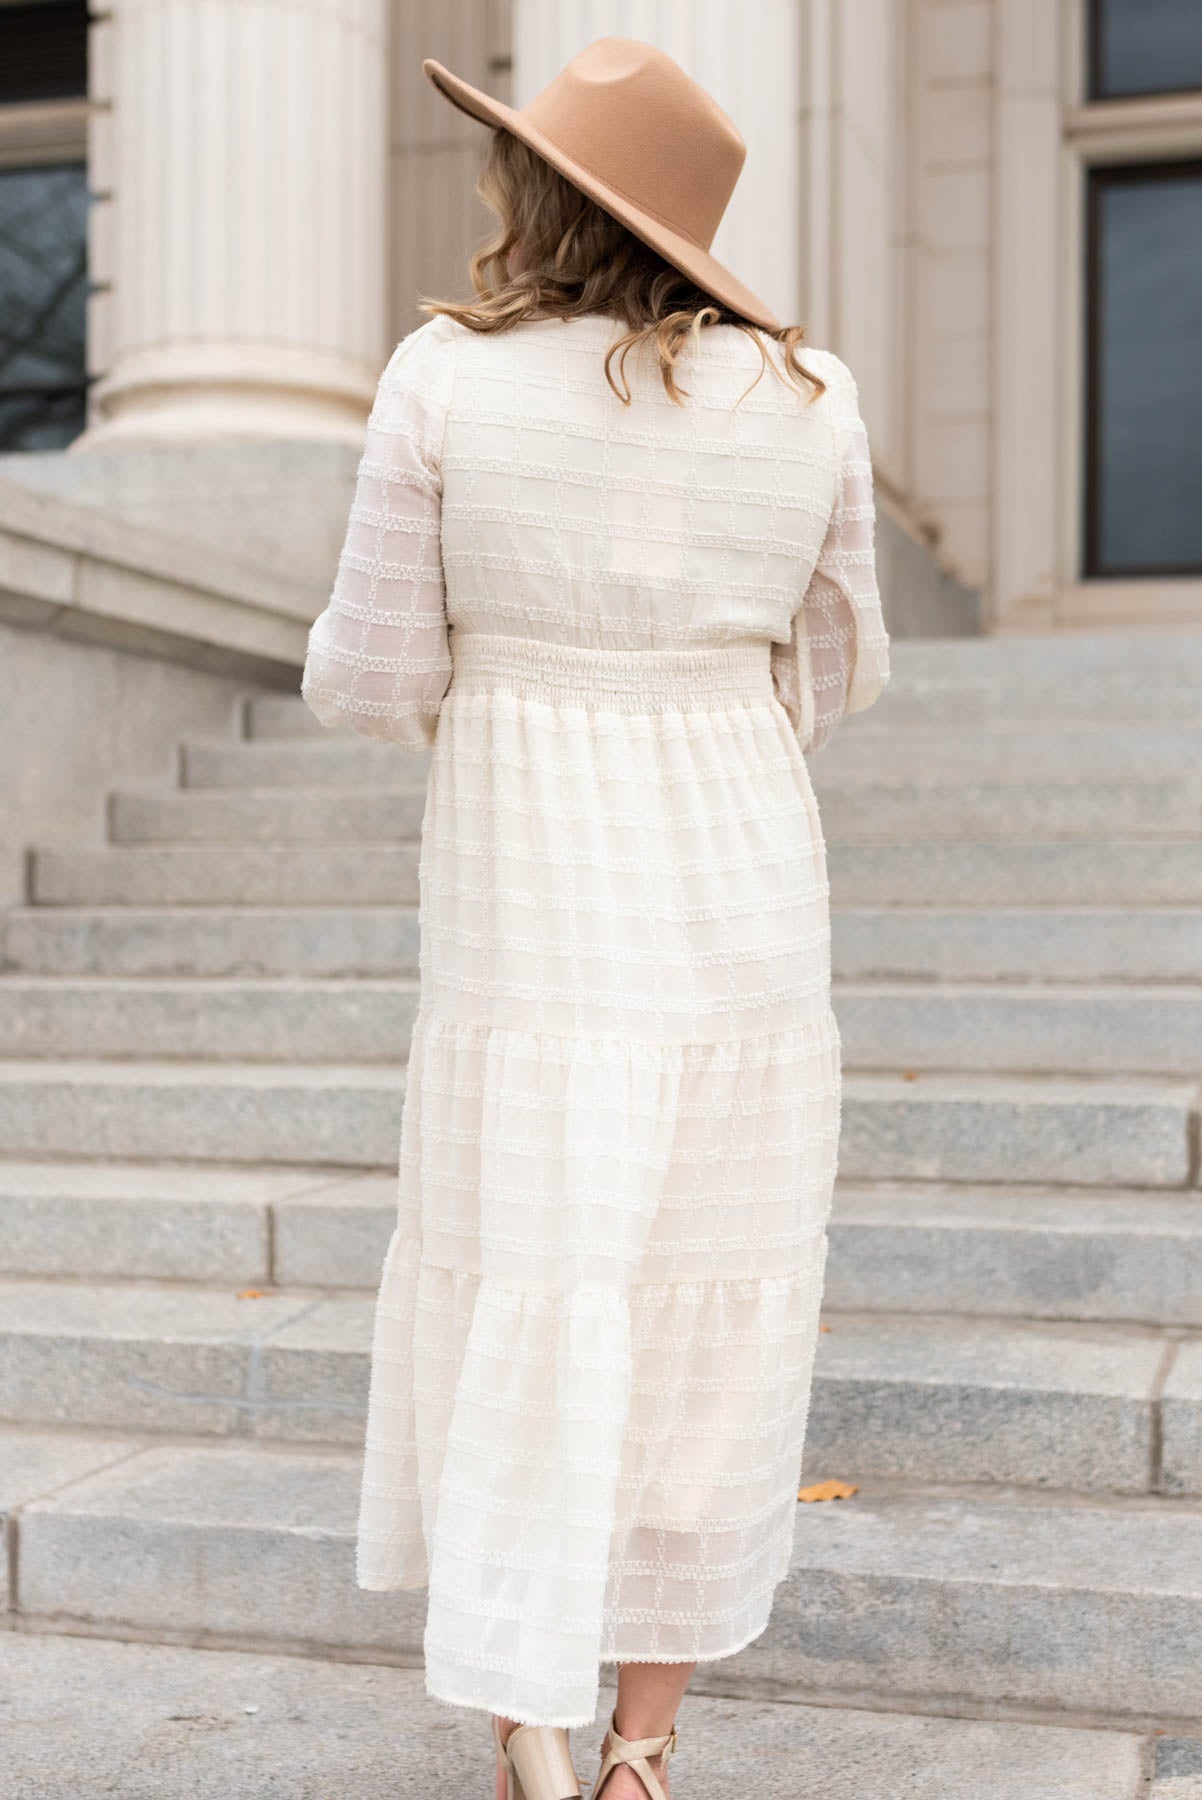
507, 1725, 581, 1800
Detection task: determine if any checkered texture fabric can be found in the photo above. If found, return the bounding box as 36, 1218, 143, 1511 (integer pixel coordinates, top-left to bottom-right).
301, 311, 890, 1727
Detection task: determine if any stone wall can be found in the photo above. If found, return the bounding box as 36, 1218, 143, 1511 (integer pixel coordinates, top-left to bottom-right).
0, 622, 257, 906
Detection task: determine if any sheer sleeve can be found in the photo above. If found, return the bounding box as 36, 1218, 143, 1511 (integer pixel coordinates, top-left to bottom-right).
771, 353, 891, 754
301, 319, 456, 750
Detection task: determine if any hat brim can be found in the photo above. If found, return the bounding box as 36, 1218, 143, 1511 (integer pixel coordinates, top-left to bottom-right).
422, 57, 781, 331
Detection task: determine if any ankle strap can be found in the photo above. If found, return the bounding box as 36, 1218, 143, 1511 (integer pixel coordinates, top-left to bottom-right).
594, 1715, 677, 1800
608, 1722, 677, 1764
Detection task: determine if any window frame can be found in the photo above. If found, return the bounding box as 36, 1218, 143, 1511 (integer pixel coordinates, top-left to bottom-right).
1057, 0, 1202, 612
1082, 154, 1202, 579
1087, 0, 1202, 106
0, 0, 91, 450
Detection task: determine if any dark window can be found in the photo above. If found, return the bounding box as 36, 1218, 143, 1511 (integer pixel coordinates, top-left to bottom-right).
1089, 0, 1202, 102
0, 2, 89, 106
1085, 161, 1202, 577
0, 161, 89, 451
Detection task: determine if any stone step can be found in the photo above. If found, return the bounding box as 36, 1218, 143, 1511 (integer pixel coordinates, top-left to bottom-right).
32, 839, 1202, 911
881, 628, 1202, 683
0, 1061, 405, 1164
0, 906, 421, 977
10, 1432, 1202, 1720
115, 773, 1202, 845
817, 722, 1202, 781
0, 976, 419, 1061
833, 906, 1202, 983
6, 902, 1198, 984
828, 1183, 1202, 1327
835, 981, 1202, 1076
0, 1281, 1189, 1490
182, 739, 428, 791
8, 1162, 1202, 1330
829, 840, 1202, 906
109, 787, 426, 844
837, 1070, 1198, 1188
0, 1160, 392, 1286
30, 845, 420, 907
855, 678, 1202, 728
0, 1063, 1194, 1181
180, 734, 1202, 845
0, 1634, 1160, 1800
2, 974, 1199, 1076
816, 775, 1202, 841
245, 693, 331, 739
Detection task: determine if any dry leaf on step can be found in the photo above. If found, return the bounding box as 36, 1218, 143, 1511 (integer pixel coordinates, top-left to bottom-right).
797, 1479, 859, 1503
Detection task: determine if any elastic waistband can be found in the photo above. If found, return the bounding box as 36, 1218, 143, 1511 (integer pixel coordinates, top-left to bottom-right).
447, 631, 774, 712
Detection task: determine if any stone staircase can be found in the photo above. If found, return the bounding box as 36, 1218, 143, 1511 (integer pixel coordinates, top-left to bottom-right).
3, 629, 1202, 1783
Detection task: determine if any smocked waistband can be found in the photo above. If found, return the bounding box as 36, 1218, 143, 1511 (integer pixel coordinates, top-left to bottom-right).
446, 631, 774, 712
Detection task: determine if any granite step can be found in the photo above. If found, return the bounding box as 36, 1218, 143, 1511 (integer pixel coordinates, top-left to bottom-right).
9, 1430, 1202, 1722
835, 980, 1202, 1076
815, 775, 1202, 841
0, 906, 421, 978
181, 739, 427, 791
7, 1161, 1202, 1330
0, 1280, 1194, 1491
0, 1063, 1195, 1182
109, 787, 427, 844
0, 1061, 406, 1164
875, 628, 1202, 684
10, 975, 1197, 1074
0, 1632, 1163, 1800
30, 838, 1202, 909
118, 771, 1202, 844
0, 1160, 393, 1287
815, 722, 1202, 781
30, 845, 420, 907
5, 903, 1198, 983
828, 1182, 1202, 1327
828, 840, 1202, 906
0, 976, 420, 1062
832, 906, 1202, 983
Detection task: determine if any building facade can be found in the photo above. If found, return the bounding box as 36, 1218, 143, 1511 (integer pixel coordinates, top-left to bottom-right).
1, 0, 1200, 634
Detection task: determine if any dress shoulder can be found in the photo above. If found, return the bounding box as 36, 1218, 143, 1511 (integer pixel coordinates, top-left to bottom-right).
375, 313, 460, 413
796, 346, 861, 416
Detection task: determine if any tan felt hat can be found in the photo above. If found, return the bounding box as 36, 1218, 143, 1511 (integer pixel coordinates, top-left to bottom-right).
422, 36, 781, 331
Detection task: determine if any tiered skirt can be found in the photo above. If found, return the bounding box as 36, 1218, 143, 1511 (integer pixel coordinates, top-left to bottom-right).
356, 632, 842, 1727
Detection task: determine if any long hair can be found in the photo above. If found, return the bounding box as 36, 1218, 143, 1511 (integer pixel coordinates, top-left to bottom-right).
419, 129, 826, 410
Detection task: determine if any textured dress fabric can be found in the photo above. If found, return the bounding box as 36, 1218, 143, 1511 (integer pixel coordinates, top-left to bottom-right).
301, 309, 891, 1728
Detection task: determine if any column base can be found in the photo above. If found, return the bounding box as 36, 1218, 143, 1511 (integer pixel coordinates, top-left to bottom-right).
78, 342, 380, 448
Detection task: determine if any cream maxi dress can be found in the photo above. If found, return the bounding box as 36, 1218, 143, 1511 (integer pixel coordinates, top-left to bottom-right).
301, 309, 891, 1728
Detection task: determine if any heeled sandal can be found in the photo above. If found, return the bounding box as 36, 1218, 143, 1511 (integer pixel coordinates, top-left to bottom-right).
492, 1716, 583, 1800
592, 1714, 678, 1800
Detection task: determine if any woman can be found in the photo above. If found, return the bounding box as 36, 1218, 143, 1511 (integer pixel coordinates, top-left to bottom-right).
301, 37, 890, 1800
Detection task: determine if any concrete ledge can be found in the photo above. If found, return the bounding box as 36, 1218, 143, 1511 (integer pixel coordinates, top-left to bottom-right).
0, 476, 319, 682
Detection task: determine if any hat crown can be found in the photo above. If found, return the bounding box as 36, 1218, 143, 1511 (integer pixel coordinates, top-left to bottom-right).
520, 38, 746, 253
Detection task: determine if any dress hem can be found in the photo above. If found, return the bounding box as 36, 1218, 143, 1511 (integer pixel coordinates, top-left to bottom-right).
411, 1598, 782, 1731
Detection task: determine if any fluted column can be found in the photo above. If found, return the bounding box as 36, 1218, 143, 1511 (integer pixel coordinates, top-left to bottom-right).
82, 0, 389, 446
512, 0, 803, 327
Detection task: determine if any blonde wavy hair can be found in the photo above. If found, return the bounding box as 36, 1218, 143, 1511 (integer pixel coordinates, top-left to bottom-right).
420, 129, 825, 410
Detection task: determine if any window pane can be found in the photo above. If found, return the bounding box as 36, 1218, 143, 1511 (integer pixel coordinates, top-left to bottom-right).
0, 161, 89, 452
0, 3, 88, 105
1090, 0, 1202, 101
1086, 163, 1202, 577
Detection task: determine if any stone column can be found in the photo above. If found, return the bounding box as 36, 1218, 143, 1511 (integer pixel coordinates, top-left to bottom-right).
512, 0, 803, 327
82, 0, 389, 446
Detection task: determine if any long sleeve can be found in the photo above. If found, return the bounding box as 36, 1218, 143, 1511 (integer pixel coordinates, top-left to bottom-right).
301, 319, 456, 749
771, 353, 891, 754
